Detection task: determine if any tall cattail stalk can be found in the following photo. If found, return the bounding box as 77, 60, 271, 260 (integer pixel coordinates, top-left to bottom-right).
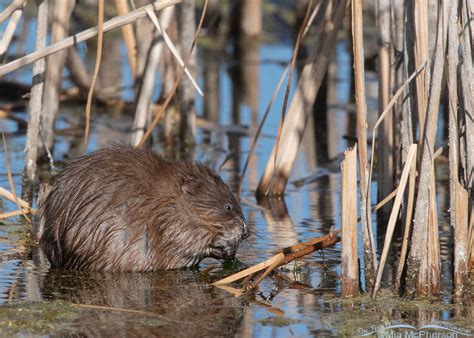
114, 0, 138, 79
351, 0, 377, 289
39, 0, 75, 160
406, 0, 446, 296
341, 145, 359, 298
23, 0, 48, 200
447, 0, 470, 296
177, 0, 198, 148
376, 0, 394, 221
131, 7, 174, 146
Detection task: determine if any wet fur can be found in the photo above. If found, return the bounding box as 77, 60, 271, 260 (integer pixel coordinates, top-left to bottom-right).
40, 146, 247, 272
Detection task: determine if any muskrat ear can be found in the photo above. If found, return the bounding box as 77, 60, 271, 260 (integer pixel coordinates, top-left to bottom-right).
182, 178, 201, 195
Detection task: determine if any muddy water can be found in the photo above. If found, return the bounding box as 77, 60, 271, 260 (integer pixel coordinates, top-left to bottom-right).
1, 25, 473, 338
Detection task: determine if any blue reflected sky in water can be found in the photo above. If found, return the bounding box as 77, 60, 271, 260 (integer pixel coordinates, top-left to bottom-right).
0, 4, 469, 336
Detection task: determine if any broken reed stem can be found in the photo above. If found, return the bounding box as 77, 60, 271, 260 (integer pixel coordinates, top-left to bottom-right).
0, 0, 26, 25
23, 0, 48, 188
138, 0, 208, 146
270, 0, 313, 193
372, 144, 417, 298
407, 0, 446, 295
84, 0, 105, 146
256, 0, 346, 197
0, 187, 36, 215
351, 0, 377, 289
239, 1, 321, 196
114, 0, 138, 79
0, 209, 32, 221
212, 230, 341, 288
0, 3, 24, 59
0, 0, 181, 77
341, 145, 359, 297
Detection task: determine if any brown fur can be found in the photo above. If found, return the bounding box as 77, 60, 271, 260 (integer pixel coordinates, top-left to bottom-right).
39, 145, 247, 272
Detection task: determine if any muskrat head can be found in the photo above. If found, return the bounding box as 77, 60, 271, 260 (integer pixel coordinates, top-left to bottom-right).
178, 166, 248, 264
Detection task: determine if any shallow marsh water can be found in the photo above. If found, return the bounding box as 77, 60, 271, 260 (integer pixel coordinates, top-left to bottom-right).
1, 11, 473, 338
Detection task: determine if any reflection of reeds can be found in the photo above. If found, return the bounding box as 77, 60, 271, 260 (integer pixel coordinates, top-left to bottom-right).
256, 0, 347, 196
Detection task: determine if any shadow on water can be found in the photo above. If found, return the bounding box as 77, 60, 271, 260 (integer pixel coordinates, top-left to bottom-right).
0, 3, 473, 337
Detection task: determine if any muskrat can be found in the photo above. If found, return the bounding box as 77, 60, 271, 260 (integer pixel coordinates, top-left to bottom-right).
39, 145, 248, 272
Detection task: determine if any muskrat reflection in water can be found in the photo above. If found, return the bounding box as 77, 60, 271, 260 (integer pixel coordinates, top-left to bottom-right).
39, 145, 248, 272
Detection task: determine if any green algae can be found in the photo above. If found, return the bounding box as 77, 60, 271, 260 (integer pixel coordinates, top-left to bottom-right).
0, 300, 80, 335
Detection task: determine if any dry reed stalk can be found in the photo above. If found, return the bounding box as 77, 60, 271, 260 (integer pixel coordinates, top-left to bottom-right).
372, 144, 417, 298
0, 0, 181, 77
0, 187, 36, 214
138, 0, 208, 146
0, 0, 26, 25
0, 209, 31, 220
468, 208, 474, 272
412, 0, 429, 143
376, 0, 394, 220
370, 144, 442, 217
23, 0, 48, 189
459, 0, 474, 188
256, 0, 346, 197
240, 1, 322, 196
84, 0, 105, 146
40, 0, 75, 159
427, 167, 440, 294
453, 180, 469, 295
0, 2, 24, 59
1, 133, 30, 222
351, 0, 377, 289
368, 61, 427, 199
114, 0, 137, 79
341, 145, 358, 297
272, 0, 313, 184
447, 1, 466, 294
212, 230, 341, 288
365, 62, 427, 286
131, 7, 174, 146
392, 0, 409, 164
177, 0, 198, 146
395, 144, 417, 290
213, 253, 285, 286
407, 0, 446, 295
145, 7, 202, 95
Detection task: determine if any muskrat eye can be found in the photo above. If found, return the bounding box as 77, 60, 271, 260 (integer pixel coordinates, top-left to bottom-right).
224, 204, 233, 212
